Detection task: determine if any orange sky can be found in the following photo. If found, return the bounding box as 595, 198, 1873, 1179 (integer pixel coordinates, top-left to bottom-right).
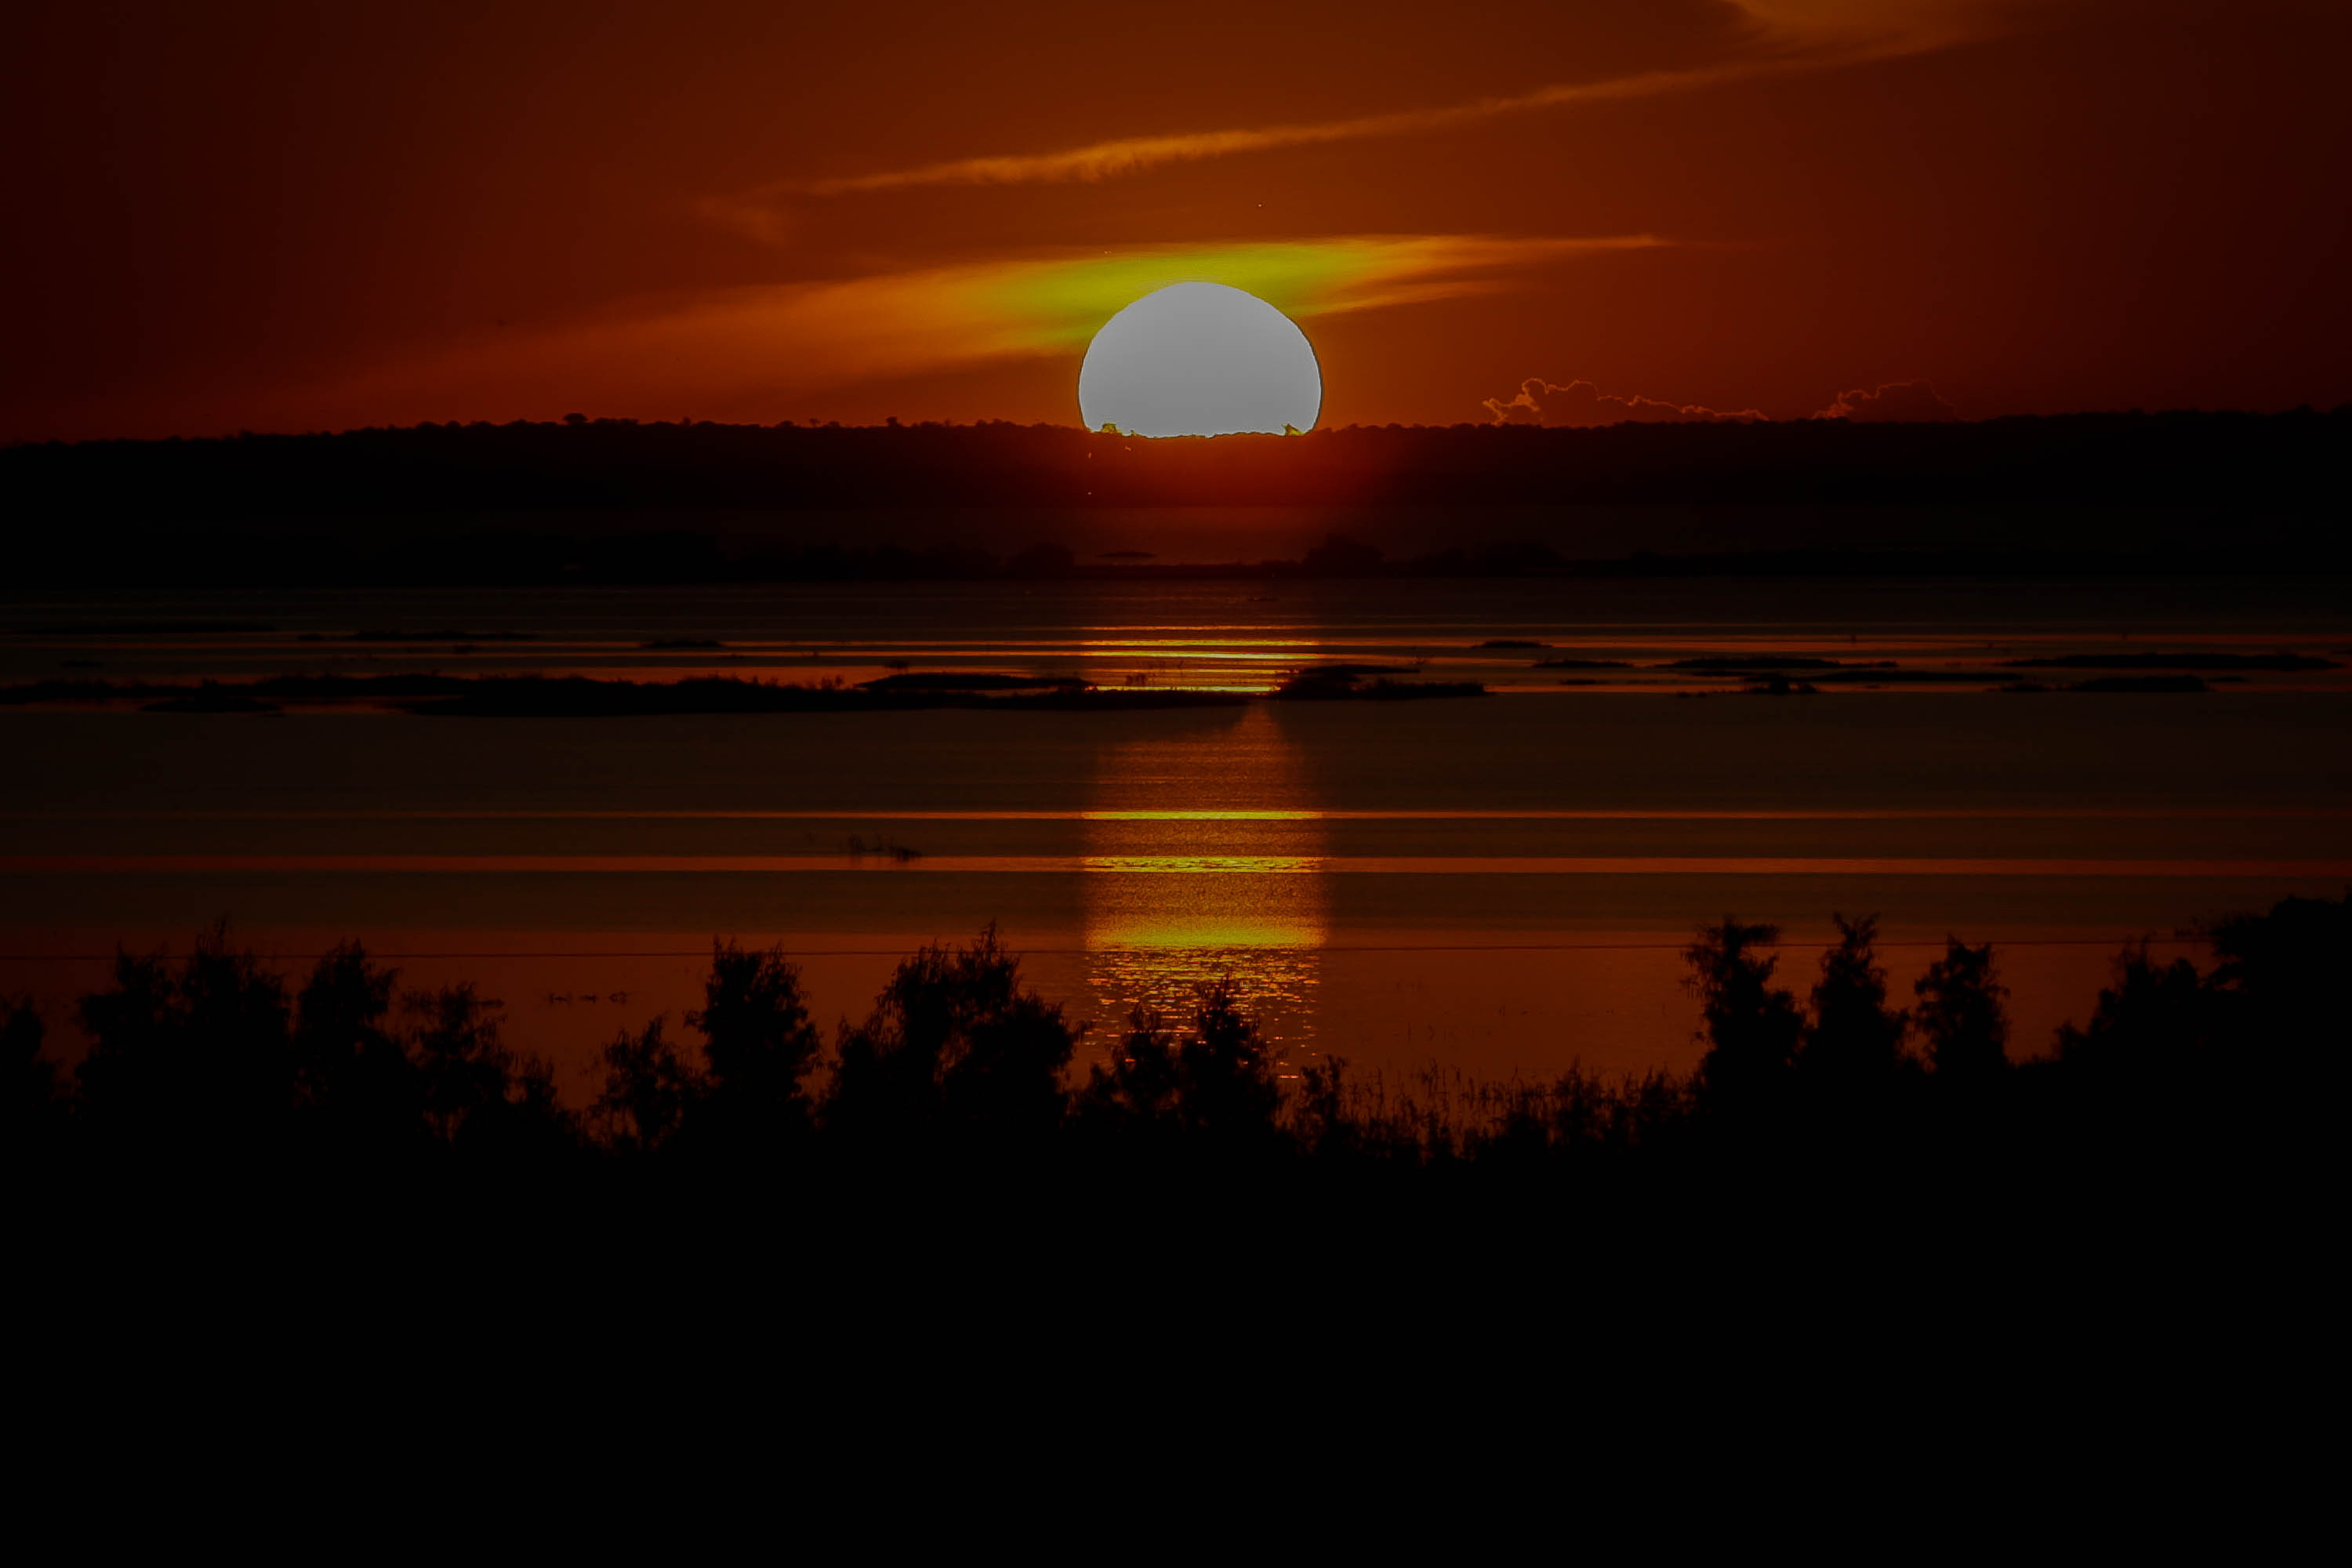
6, 0, 2347, 441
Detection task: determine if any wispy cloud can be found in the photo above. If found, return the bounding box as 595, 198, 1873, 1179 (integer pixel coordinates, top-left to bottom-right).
1483, 374, 1965, 425
269, 235, 1661, 429
756, 64, 1783, 201
1813, 380, 1960, 420
1484, 377, 1767, 426
703, 2, 1999, 235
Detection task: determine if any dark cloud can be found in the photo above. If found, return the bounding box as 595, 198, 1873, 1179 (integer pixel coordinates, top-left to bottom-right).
1813, 380, 1959, 421
1481, 377, 1767, 426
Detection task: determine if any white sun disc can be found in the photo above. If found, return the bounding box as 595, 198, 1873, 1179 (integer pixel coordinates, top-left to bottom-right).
1078, 282, 1322, 437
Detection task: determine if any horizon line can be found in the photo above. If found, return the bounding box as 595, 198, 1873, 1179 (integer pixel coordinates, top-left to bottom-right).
11, 404, 2350, 449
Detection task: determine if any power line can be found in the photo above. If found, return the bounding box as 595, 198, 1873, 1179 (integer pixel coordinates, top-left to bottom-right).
0, 935, 2211, 963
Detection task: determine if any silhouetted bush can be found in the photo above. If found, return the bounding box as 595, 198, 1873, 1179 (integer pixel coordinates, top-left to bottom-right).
1685, 918, 1805, 1109
2205, 893, 2350, 1081
593, 1018, 703, 1156
17, 895, 2342, 1214
77, 924, 294, 1157
2054, 945, 2212, 1081
1286, 1058, 1690, 1177
5, 995, 59, 1152
1912, 939, 2011, 1080
401, 981, 576, 1160
1800, 913, 1915, 1087
290, 942, 426, 1158
688, 940, 822, 1151
827, 926, 1075, 1153
1076, 979, 1284, 1164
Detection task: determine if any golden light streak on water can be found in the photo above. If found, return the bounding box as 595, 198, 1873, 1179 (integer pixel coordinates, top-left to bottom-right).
1069, 624, 1333, 692
1080, 706, 1329, 1062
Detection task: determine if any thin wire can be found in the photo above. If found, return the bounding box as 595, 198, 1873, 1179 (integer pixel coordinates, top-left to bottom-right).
0, 936, 2210, 962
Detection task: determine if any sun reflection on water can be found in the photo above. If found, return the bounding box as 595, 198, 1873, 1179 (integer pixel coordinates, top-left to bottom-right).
1080, 706, 1329, 1063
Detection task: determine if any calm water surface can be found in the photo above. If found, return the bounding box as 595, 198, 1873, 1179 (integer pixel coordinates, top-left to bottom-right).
5, 578, 2347, 1097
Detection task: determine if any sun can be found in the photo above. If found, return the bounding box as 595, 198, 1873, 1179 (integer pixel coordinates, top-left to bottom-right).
1078, 282, 1323, 437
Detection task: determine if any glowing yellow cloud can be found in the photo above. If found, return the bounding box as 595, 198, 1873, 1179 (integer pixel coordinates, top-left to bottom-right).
267, 234, 1664, 428
983, 234, 1664, 350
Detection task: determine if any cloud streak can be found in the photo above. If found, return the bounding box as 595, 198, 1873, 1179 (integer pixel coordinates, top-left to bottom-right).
706, 2, 1998, 231
765, 62, 1789, 200
1484, 375, 1962, 425
1484, 377, 1767, 427
1813, 380, 1960, 420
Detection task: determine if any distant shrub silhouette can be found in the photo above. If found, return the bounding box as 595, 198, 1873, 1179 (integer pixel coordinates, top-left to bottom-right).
2205, 893, 2349, 1082
1279, 1058, 1688, 1174
1800, 913, 1914, 1087
1178, 979, 1282, 1143
405, 982, 575, 1156
18, 895, 2341, 1209
828, 926, 1075, 1149
1912, 939, 2011, 1079
77, 924, 292, 1154
5, 995, 58, 1149
1076, 1007, 1185, 1149
593, 1018, 702, 1155
2054, 944, 2212, 1081
291, 942, 424, 1155
1077, 978, 1283, 1160
1299, 534, 1384, 575
1684, 918, 1804, 1108
691, 940, 822, 1142
582, 940, 826, 1161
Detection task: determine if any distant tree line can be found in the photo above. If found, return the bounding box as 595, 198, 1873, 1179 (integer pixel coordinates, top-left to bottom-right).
12, 409, 2346, 512
4, 410, 2346, 586
11, 896, 2339, 1208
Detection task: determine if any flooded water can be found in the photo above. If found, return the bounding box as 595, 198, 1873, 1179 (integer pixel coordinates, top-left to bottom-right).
5, 576, 2348, 1098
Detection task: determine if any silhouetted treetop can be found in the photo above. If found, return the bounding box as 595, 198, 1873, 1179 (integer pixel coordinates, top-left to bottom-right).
691, 940, 821, 1106
1913, 939, 2011, 1080
828, 926, 1076, 1145
1077, 980, 1282, 1156
1685, 917, 1806, 1108
16, 895, 2343, 1204
1802, 914, 1914, 1085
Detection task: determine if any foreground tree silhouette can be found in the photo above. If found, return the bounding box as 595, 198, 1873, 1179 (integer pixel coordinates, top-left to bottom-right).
2054, 945, 2211, 1080
405, 983, 575, 1157
291, 942, 424, 1155
1685, 918, 1803, 1108
827, 926, 1075, 1151
1912, 939, 2010, 1079
1801, 913, 1911, 1087
1078, 978, 1283, 1159
1080, 1008, 1183, 1142
2205, 893, 2348, 1077
587, 941, 827, 1158
690, 940, 822, 1145
28, 894, 2338, 1197
1176, 979, 1282, 1148
593, 1018, 702, 1155
77, 924, 292, 1153
5, 996, 59, 1151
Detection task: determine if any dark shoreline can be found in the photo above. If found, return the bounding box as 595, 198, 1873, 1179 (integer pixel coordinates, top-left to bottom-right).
0, 673, 1266, 716
2, 664, 2278, 713
6, 412, 2348, 587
